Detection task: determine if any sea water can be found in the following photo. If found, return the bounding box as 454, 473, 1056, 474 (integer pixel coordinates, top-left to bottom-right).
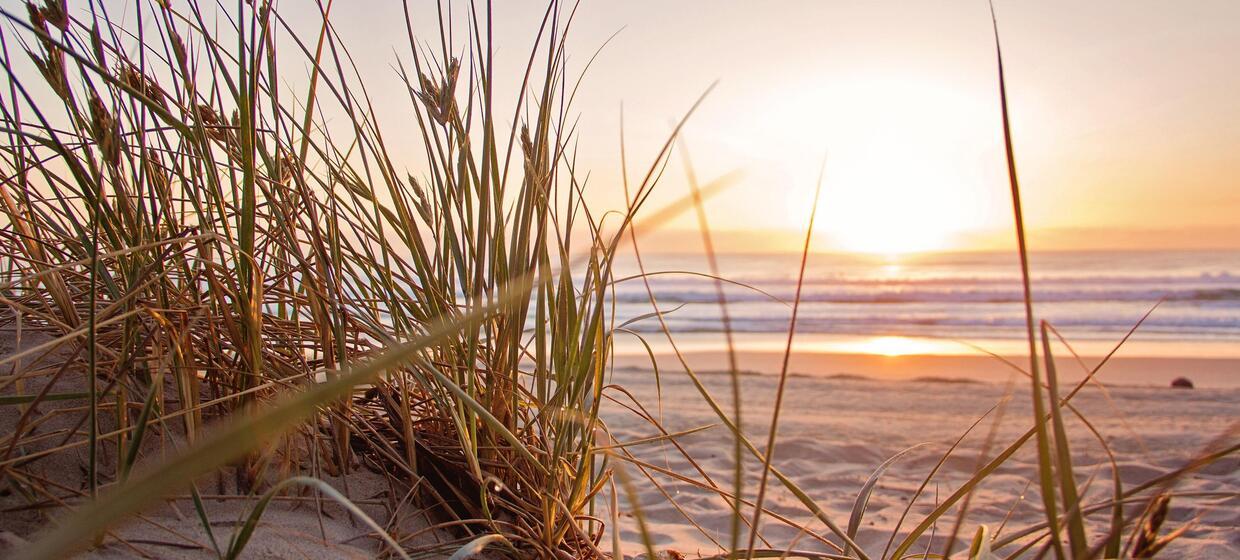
609, 250, 1240, 360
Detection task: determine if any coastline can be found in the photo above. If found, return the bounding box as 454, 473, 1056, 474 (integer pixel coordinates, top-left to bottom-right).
610, 347, 1240, 388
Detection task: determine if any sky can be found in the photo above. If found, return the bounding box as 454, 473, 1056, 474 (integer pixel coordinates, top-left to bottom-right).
112, 1, 1240, 255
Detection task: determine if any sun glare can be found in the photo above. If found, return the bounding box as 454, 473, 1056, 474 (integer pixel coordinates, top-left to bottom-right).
759, 75, 1007, 257
813, 144, 989, 257
847, 336, 945, 357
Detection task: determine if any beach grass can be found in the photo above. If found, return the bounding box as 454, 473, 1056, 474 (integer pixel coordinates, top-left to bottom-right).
0, 1, 1235, 559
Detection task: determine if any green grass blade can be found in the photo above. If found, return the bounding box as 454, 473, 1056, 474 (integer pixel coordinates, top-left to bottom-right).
119, 376, 161, 482
1041, 323, 1087, 556
225, 476, 409, 560
189, 484, 224, 560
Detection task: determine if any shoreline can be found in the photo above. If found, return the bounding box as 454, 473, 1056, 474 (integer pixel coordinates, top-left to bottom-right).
610, 349, 1240, 388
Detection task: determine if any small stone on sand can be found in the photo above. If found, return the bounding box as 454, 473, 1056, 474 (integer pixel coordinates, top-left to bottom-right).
1171, 377, 1194, 389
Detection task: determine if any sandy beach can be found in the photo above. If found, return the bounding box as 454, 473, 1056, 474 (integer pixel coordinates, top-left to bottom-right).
600, 363, 1240, 558
4, 321, 1237, 559
2, 333, 1237, 558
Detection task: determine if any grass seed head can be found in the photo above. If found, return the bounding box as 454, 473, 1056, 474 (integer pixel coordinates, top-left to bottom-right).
25, 2, 46, 32
40, 0, 68, 30
88, 93, 121, 167
416, 58, 460, 125
1133, 494, 1172, 557
170, 30, 189, 75
119, 64, 168, 110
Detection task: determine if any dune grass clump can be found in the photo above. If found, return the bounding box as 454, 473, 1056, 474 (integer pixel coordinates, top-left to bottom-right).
0, 1, 1234, 560
0, 0, 697, 557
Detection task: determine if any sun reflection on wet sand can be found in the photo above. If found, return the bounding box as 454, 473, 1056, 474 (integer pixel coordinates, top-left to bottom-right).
827, 335, 957, 357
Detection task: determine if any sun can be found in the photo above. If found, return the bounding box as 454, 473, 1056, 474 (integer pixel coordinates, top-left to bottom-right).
817, 190, 962, 256
806, 135, 1006, 257
759, 74, 1008, 257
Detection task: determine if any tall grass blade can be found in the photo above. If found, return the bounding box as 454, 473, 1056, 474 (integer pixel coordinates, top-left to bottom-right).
987, 2, 1063, 557
1040, 322, 1087, 556
746, 157, 825, 558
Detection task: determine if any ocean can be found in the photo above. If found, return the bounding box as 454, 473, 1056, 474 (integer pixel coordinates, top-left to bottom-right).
608, 250, 1240, 359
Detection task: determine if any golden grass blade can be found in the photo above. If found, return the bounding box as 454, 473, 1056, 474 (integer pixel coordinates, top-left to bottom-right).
679, 143, 745, 554
746, 156, 825, 558
592, 424, 716, 452
987, 2, 1063, 558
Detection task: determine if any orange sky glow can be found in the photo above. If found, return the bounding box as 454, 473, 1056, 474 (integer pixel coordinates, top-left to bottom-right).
290, 0, 1239, 256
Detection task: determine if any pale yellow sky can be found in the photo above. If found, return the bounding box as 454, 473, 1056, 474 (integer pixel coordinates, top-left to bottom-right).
286, 1, 1240, 253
